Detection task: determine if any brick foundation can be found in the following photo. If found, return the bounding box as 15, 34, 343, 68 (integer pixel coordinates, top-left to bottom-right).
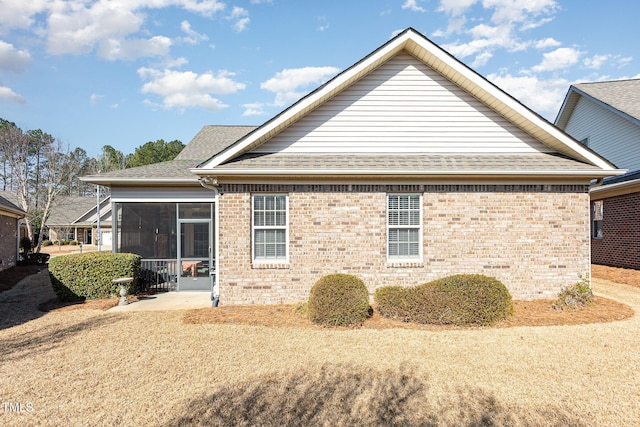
592, 191, 640, 270
218, 185, 591, 305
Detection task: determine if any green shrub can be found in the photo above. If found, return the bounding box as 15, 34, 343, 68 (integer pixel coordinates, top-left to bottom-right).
49, 252, 141, 301
42, 239, 52, 247
552, 277, 593, 311
61, 239, 70, 246
307, 273, 371, 327
374, 286, 411, 321
375, 274, 513, 326
70, 240, 79, 246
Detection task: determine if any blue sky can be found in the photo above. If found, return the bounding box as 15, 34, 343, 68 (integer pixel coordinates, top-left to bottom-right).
0, 0, 638, 157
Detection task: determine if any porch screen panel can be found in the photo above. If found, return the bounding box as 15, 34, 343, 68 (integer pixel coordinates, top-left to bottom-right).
117, 202, 177, 259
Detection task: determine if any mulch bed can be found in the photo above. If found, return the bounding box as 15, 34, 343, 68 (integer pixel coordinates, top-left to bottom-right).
183, 296, 633, 330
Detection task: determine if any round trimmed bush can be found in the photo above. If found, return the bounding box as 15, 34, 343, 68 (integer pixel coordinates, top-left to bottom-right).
307, 274, 371, 327
419, 274, 513, 325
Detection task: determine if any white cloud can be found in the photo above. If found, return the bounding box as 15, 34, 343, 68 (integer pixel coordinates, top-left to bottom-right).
488, 72, 569, 119
261, 66, 340, 106
89, 93, 103, 104
0, 85, 26, 104
228, 7, 250, 32
138, 67, 246, 111
483, 0, 559, 26
2, 0, 225, 59
472, 51, 493, 67
0, 40, 31, 72
437, 0, 477, 16
534, 38, 561, 49
532, 47, 581, 73
402, 0, 426, 13
242, 102, 267, 116
97, 36, 172, 61
179, 20, 209, 45
583, 54, 609, 70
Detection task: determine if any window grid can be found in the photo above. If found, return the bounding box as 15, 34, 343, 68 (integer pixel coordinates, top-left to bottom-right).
253, 194, 288, 260
387, 194, 421, 260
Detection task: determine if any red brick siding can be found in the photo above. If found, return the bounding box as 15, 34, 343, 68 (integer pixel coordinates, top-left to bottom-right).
591, 191, 640, 270
218, 186, 591, 305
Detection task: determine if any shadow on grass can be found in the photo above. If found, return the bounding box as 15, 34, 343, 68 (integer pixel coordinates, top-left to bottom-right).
0, 314, 124, 363
166, 364, 584, 427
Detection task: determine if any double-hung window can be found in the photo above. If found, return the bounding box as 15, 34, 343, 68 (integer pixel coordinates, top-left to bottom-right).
592, 200, 603, 239
387, 194, 422, 260
253, 194, 288, 261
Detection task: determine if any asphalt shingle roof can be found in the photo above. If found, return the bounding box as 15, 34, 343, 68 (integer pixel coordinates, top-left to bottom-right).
83, 125, 256, 182
216, 152, 602, 172
0, 192, 24, 216
574, 79, 640, 122
45, 196, 99, 226
175, 125, 257, 161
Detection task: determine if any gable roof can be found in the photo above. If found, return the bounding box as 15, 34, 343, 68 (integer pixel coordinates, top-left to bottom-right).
194, 28, 619, 180
555, 79, 640, 129
45, 196, 102, 226
0, 192, 24, 218
82, 125, 255, 186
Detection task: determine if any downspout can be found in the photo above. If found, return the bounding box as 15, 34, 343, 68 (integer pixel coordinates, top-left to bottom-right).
199, 177, 220, 307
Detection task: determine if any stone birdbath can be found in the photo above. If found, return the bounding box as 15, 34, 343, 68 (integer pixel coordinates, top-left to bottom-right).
113, 277, 133, 306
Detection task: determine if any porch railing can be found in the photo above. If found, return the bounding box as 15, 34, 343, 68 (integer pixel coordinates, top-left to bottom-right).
139, 259, 177, 293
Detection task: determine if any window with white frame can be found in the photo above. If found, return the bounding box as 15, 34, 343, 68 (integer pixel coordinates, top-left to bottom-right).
592, 200, 603, 239
253, 194, 288, 261
387, 194, 421, 259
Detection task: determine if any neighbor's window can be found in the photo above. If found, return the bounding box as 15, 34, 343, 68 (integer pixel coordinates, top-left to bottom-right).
592, 200, 603, 239
253, 194, 288, 261
387, 194, 422, 260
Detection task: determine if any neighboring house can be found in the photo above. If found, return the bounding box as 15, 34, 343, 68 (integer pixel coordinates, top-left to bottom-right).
0, 193, 25, 271
555, 79, 640, 270
84, 28, 622, 304
46, 196, 113, 249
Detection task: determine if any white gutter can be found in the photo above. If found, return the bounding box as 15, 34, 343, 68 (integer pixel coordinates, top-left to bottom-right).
198, 177, 220, 307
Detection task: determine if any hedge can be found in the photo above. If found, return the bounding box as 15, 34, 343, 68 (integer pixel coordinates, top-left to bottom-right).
49, 252, 141, 301
375, 274, 513, 326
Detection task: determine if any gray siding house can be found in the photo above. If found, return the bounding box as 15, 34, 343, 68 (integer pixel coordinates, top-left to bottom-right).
556, 79, 640, 269
84, 28, 622, 304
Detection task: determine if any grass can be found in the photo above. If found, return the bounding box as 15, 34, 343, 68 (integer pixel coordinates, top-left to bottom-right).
0, 265, 639, 426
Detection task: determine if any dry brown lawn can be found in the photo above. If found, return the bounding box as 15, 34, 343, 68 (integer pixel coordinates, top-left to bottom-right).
0, 267, 639, 426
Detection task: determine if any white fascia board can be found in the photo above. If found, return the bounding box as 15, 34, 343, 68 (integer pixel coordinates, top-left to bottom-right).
590, 177, 640, 198
80, 177, 199, 185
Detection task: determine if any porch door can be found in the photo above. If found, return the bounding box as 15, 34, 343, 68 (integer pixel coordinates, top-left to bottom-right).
178, 219, 212, 291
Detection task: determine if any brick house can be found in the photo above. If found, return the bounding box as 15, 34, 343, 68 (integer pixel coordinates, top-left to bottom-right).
85, 28, 622, 304
555, 80, 640, 270
0, 193, 25, 272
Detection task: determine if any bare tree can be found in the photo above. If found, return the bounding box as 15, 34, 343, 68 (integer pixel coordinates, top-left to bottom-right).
0, 122, 36, 243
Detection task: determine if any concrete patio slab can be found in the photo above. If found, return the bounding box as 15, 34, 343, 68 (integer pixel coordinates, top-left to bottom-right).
108, 291, 212, 312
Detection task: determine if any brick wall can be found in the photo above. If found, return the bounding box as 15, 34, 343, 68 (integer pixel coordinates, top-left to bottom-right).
0, 214, 18, 272
218, 185, 591, 305
592, 191, 640, 270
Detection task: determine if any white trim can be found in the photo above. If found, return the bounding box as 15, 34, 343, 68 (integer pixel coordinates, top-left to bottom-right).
251, 193, 289, 264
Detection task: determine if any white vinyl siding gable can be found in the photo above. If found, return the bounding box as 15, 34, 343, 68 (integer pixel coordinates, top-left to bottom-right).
254, 54, 550, 155
387, 194, 422, 261
564, 96, 640, 171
